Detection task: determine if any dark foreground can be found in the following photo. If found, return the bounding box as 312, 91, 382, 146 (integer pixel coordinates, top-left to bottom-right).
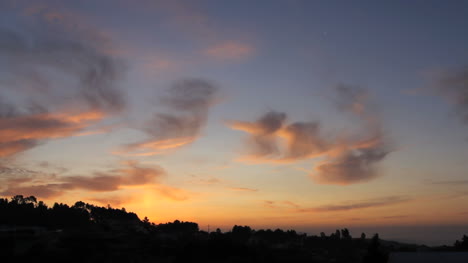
1, 195, 467, 263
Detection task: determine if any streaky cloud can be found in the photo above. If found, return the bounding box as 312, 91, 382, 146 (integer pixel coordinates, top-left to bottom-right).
311, 85, 391, 185
116, 78, 218, 156
304, 196, 409, 212
432, 66, 468, 123
0, 161, 165, 198
228, 187, 258, 192
0, 7, 126, 156
204, 41, 254, 60
0, 108, 105, 157
264, 196, 409, 213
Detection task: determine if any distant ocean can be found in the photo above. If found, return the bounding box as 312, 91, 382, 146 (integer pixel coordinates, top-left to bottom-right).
297, 225, 468, 246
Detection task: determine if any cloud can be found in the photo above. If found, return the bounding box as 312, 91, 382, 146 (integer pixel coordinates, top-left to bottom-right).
0, 166, 38, 175
153, 185, 190, 201
264, 196, 409, 213
432, 67, 468, 123
333, 84, 370, 117
116, 78, 218, 156
262, 200, 300, 209
0, 109, 106, 157
228, 111, 287, 159
229, 85, 391, 184
0, 161, 165, 198
188, 176, 222, 185
205, 41, 254, 60
430, 180, 468, 185
0, 25, 125, 113
228, 112, 330, 162
312, 147, 389, 185
311, 85, 390, 185
90, 195, 130, 207
0, 6, 126, 157
305, 196, 409, 212
382, 215, 409, 219
228, 187, 258, 192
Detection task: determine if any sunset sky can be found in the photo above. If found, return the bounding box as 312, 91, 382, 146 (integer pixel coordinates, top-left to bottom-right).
1, 0, 468, 245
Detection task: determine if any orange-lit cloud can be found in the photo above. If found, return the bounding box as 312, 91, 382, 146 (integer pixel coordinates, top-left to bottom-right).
205, 41, 254, 60
188, 176, 222, 185
229, 85, 391, 184
0, 7, 127, 156
228, 112, 330, 163
0, 161, 165, 198
116, 137, 196, 156
0, 110, 105, 157
153, 185, 191, 201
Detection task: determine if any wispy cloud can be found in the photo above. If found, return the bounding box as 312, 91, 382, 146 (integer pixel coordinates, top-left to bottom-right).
431, 66, 468, 123
115, 78, 218, 156
264, 196, 410, 213
229, 85, 391, 184
305, 196, 409, 212
0, 161, 165, 198
153, 184, 191, 201
0, 109, 106, 157
228, 187, 258, 192
188, 176, 222, 185
205, 41, 254, 60
0, 5, 126, 156
430, 180, 468, 185
382, 215, 409, 219
311, 85, 391, 185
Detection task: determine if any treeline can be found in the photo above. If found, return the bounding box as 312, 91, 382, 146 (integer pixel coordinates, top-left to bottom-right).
0, 195, 139, 229
0, 195, 467, 263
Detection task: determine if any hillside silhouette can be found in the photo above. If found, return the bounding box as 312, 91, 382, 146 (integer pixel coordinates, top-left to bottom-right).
1, 195, 467, 263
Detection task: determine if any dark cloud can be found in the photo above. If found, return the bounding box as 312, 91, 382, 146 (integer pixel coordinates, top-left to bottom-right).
305, 196, 409, 212
0, 7, 126, 157
0, 139, 39, 157
228, 111, 286, 158
146, 79, 217, 138
0, 24, 125, 113
0, 161, 165, 198
313, 147, 389, 185
263, 196, 408, 213
117, 78, 218, 156
0, 109, 105, 157
229, 85, 391, 184
334, 84, 369, 116
312, 85, 391, 184
0, 184, 65, 198
433, 67, 468, 123
282, 121, 328, 160
228, 111, 328, 161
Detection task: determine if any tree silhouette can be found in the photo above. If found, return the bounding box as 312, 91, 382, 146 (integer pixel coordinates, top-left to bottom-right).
1, 195, 466, 263
455, 234, 468, 251
363, 233, 388, 263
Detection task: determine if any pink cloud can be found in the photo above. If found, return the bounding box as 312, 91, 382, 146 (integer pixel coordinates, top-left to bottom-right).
205, 41, 254, 60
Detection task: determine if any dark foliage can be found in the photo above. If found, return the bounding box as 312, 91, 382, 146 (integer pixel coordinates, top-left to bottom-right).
0, 195, 465, 263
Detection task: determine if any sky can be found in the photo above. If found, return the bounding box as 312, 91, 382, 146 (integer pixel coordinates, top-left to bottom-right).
1, 0, 468, 246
